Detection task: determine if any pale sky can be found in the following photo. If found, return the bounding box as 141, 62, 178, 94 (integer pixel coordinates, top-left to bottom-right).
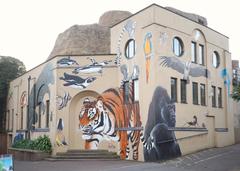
0, 0, 239, 70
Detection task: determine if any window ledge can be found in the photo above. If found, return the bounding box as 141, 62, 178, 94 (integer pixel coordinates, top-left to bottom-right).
32, 128, 50, 132
193, 103, 199, 105
16, 129, 27, 133
181, 101, 188, 104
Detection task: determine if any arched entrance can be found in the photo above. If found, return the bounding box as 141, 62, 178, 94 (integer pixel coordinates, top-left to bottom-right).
68, 90, 99, 150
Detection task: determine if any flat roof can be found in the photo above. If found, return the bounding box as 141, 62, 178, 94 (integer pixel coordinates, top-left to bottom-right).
110, 3, 229, 39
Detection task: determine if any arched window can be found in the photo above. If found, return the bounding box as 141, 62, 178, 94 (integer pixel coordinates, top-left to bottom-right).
172, 37, 184, 57
191, 30, 206, 65
125, 39, 136, 59
212, 51, 220, 68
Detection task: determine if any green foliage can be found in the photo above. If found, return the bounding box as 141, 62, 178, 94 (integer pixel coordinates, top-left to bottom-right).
12, 135, 52, 153
232, 84, 240, 102
0, 56, 26, 132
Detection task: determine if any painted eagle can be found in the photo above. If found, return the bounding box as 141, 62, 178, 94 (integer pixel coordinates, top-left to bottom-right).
159, 56, 210, 82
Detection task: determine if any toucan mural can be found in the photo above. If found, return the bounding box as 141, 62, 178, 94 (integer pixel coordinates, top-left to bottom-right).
143, 32, 153, 83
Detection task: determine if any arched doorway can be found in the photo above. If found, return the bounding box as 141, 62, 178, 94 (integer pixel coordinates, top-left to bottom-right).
68, 90, 99, 150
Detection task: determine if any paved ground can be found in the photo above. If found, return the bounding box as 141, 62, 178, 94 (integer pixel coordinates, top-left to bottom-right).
15, 143, 240, 171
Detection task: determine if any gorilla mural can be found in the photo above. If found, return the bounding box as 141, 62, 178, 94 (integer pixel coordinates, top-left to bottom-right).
144, 86, 181, 161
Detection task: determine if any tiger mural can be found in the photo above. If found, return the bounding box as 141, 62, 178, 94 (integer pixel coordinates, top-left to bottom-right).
78, 83, 142, 160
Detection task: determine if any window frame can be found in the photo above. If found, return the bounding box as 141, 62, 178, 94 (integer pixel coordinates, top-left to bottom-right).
172, 37, 184, 57
180, 79, 187, 103
46, 100, 50, 128
171, 77, 178, 102
133, 79, 139, 102
212, 51, 220, 68
123, 81, 130, 104
199, 44, 204, 65
200, 83, 206, 106
218, 87, 222, 108
212, 86, 216, 107
38, 102, 42, 128
191, 41, 197, 63
125, 39, 136, 59
192, 82, 199, 105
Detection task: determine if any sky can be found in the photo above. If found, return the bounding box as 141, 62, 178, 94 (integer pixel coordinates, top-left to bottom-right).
0, 0, 239, 70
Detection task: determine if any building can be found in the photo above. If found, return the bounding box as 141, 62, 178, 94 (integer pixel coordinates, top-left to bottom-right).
6, 4, 234, 161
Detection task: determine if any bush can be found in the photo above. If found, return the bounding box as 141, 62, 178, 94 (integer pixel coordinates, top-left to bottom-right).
12, 135, 52, 153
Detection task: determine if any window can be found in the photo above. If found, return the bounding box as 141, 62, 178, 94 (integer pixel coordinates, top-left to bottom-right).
218, 87, 222, 108
191, 41, 197, 63
46, 100, 50, 128
133, 79, 139, 102
212, 86, 216, 107
212, 51, 220, 68
171, 78, 177, 102
20, 107, 23, 129
38, 102, 42, 128
125, 39, 136, 59
6, 110, 10, 131
180, 79, 187, 103
173, 37, 184, 57
199, 44, 204, 65
192, 82, 198, 105
200, 84, 206, 106
123, 81, 130, 104
10, 109, 14, 131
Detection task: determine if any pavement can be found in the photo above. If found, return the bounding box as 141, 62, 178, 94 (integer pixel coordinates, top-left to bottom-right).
14, 143, 240, 171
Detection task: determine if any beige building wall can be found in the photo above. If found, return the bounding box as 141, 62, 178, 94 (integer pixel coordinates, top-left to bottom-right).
6, 4, 234, 162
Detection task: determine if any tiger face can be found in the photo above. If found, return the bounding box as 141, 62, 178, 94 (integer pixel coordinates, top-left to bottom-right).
79, 98, 103, 140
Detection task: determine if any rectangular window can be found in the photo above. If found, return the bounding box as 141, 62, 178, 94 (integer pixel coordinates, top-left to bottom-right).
199, 44, 204, 65
212, 86, 216, 107
191, 41, 197, 63
38, 102, 41, 128
123, 81, 129, 104
171, 77, 177, 102
180, 79, 187, 103
6, 110, 10, 131
46, 100, 50, 128
218, 87, 222, 108
200, 84, 206, 106
133, 79, 139, 102
11, 109, 14, 131
20, 106, 24, 129
192, 82, 198, 105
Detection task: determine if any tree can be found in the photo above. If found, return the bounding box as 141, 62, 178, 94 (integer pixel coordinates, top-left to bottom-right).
0, 56, 26, 132
232, 84, 240, 102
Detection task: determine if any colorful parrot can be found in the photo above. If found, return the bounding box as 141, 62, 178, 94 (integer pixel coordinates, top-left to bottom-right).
144, 33, 153, 83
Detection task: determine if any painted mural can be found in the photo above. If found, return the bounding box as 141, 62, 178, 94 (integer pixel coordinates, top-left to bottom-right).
20, 91, 27, 107
143, 33, 153, 83
183, 115, 199, 127
160, 56, 210, 82
115, 20, 136, 65
28, 63, 54, 130
57, 56, 79, 67
78, 83, 142, 160
159, 32, 168, 46
143, 86, 181, 161
60, 73, 96, 89
72, 57, 111, 74
56, 118, 67, 146
56, 92, 71, 110
120, 65, 140, 81
221, 68, 231, 96
0, 154, 13, 171
13, 133, 24, 144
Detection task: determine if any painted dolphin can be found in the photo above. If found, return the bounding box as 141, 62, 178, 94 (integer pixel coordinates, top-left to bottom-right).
60, 73, 96, 89
57, 56, 79, 67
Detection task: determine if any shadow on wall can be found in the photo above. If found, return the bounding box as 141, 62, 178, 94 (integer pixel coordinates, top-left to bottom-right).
144, 86, 181, 161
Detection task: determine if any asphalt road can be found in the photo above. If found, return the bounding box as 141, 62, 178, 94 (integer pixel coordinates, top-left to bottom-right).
15, 143, 240, 171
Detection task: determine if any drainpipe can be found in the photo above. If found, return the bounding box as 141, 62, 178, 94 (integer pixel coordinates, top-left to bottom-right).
27, 76, 31, 139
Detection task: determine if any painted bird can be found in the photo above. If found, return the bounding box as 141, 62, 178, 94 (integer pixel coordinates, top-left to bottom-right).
60, 73, 96, 89
160, 56, 210, 82
144, 33, 153, 83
